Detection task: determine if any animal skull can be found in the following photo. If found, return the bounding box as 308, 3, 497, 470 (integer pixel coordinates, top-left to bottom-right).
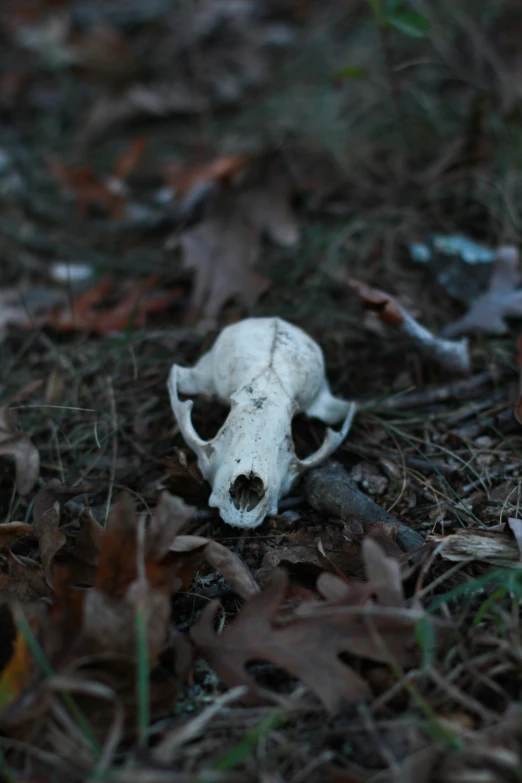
168, 317, 356, 528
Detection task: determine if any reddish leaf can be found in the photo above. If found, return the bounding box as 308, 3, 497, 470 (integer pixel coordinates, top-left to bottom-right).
347, 279, 404, 326
44, 276, 183, 335
48, 160, 124, 216
164, 154, 249, 195
49, 138, 145, 216
112, 137, 146, 181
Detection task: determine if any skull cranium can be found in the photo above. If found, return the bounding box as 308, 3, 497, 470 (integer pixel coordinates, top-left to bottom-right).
168, 317, 356, 528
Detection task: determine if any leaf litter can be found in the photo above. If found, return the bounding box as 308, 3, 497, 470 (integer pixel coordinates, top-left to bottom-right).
192, 540, 445, 712
175, 163, 298, 324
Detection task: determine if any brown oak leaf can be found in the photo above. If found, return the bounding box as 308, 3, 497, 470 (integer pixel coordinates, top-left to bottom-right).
178, 167, 298, 323
33, 480, 93, 585
191, 555, 437, 711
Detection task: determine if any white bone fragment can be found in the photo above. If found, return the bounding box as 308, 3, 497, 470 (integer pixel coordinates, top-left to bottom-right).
168, 317, 356, 528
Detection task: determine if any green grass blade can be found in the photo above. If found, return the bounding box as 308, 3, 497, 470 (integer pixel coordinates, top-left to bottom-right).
213, 711, 284, 771
15, 610, 101, 760
135, 603, 150, 748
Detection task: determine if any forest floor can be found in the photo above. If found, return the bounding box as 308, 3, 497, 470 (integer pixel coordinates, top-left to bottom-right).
1, 1, 522, 782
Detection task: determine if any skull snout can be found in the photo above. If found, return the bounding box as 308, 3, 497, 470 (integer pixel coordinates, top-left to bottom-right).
230, 473, 266, 512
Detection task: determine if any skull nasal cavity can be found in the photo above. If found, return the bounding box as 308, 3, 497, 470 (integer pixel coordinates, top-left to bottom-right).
230, 474, 265, 512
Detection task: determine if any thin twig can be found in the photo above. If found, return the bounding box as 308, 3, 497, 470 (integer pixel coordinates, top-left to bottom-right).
104, 376, 117, 523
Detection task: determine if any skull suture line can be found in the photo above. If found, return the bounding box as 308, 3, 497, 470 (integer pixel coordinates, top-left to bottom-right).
168, 317, 356, 528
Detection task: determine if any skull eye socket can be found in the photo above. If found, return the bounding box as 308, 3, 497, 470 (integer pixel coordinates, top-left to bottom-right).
230, 473, 265, 512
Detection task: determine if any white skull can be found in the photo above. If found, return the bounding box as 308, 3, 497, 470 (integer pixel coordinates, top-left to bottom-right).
168, 317, 356, 528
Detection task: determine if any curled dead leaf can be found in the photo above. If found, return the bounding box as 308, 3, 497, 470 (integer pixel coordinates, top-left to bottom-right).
362, 537, 404, 608
0, 522, 34, 551
0, 550, 48, 602
32, 480, 93, 585
170, 534, 259, 600
147, 491, 195, 562
35, 503, 65, 587
0, 406, 40, 496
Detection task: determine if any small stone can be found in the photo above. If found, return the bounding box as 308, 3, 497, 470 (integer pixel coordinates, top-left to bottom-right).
351, 461, 388, 496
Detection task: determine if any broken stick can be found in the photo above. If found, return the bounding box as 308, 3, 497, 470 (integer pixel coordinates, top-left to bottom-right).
304, 460, 424, 553
348, 278, 471, 376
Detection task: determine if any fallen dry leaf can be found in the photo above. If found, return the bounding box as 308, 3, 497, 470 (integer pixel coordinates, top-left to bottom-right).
35, 503, 64, 586
179, 195, 269, 323
165, 451, 210, 505
178, 167, 298, 322
192, 568, 415, 710
147, 491, 196, 562
0, 631, 32, 712
348, 279, 471, 375
49, 160, 123, 216
442, 246, 522, 337
192, 538, 443, 711
0, 550, 48, 602
67, 508, 104, 581
32, 480, 93, 585
164, 154, 249, 198
0, 406, 40, 495
49, 137, 145, 216
171, 535, 259, 601
316, 572, 373, 606
0, 493, 196, 741
257, 525, 371, 586
45, 276, 182, 335
0, 522, 34, 551
362, 538, 404, 608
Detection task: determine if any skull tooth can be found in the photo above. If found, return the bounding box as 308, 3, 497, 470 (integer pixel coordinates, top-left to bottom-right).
230, 473, 265, 512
